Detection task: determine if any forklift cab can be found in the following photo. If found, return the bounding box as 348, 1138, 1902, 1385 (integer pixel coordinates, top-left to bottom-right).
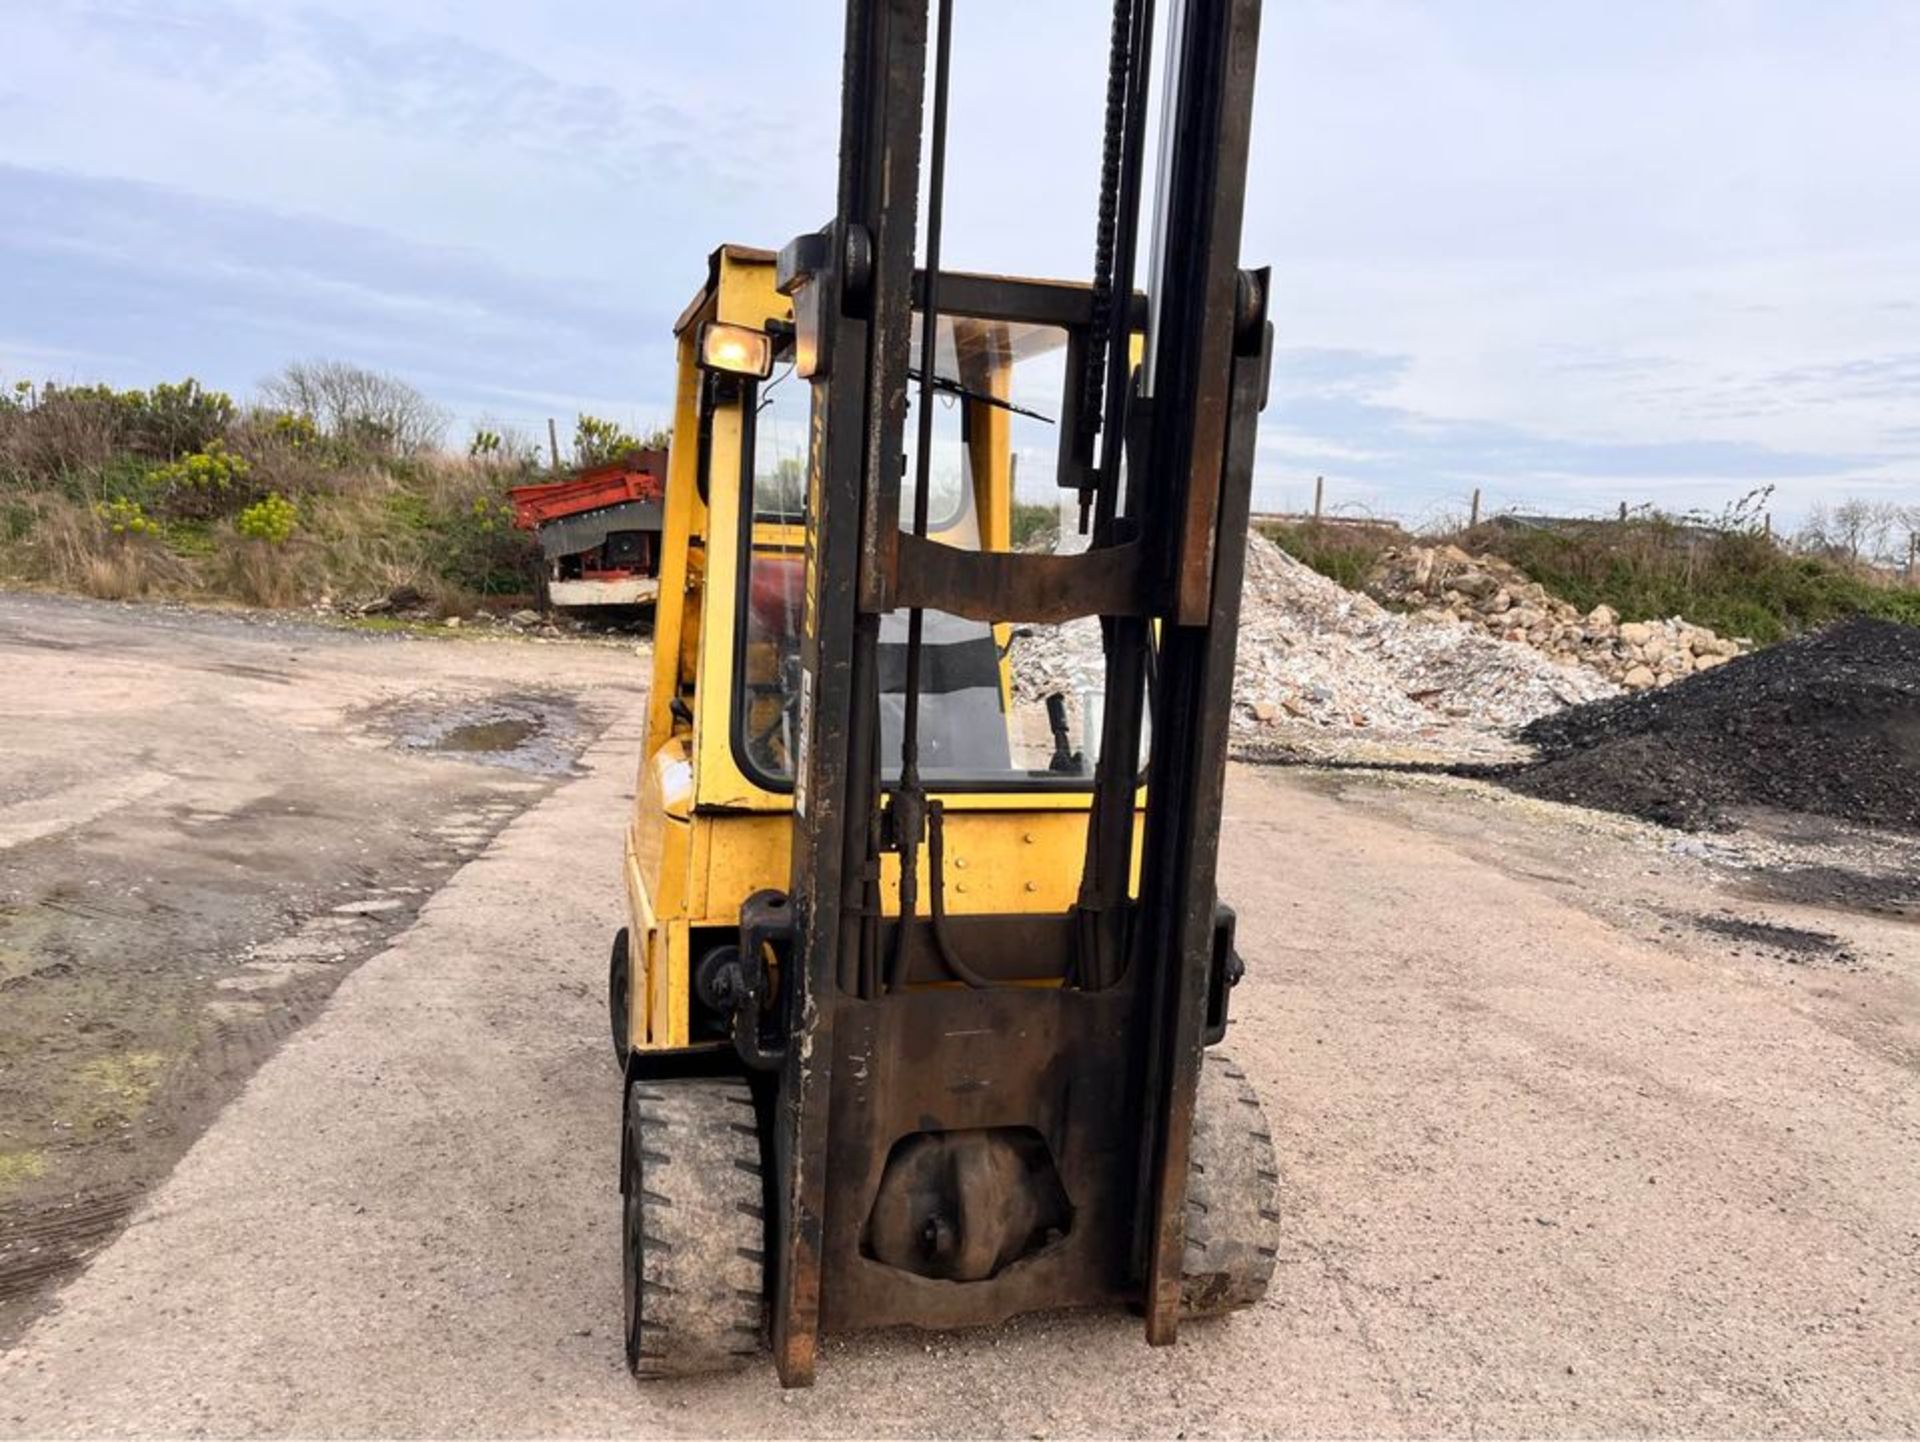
622, 246, 1142, 1060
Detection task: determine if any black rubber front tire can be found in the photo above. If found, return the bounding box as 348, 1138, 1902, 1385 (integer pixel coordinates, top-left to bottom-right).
1182, 1051, 1282, 1315
608, 928, 631, 1068
621, 1078, 769, 1378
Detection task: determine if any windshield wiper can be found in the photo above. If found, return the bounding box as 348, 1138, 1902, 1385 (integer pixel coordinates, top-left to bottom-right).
908, 369, 1054, 424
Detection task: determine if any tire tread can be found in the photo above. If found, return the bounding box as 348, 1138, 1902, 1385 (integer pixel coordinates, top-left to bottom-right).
623, 1079, 768, 1379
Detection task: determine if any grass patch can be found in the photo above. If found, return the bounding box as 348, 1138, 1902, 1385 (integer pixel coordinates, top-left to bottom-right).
70, 1050, 168, 1129
1255, 519, 1405, 593
1257, 513, 1919, 644
342, 614, 449, 636
0, 1149, 48, 1197
1459, 520, 1920, 643
1011, 499, 1058, 549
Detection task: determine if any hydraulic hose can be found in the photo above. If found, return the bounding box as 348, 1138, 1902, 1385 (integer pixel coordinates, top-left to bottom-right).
927, 801, 994, 989
888, 0, 956, 994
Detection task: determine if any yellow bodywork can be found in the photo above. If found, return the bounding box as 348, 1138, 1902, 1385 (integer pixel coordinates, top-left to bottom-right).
625, 245, 1137, 1052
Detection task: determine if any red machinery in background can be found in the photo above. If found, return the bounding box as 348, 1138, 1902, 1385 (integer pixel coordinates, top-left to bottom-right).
510, 448, 667, 611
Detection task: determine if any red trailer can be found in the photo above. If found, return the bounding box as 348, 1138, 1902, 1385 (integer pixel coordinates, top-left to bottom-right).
509, 448, 667, 610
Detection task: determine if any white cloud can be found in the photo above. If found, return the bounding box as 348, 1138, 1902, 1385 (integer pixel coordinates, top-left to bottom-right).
1, 0, 1916, 526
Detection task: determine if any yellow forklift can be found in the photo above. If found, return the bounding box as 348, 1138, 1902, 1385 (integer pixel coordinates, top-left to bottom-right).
611, 0, 1276, 1386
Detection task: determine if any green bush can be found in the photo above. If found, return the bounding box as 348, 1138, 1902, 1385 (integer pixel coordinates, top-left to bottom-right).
438, 493, 533, 594
1459, 518, 1918, 643
93, 496, 161, 538
2, 378, 235, 466
236, 494, 297, 545
263, 410, 319, 450
1257, 512, 1920, 642
3, 364, 552, 610
572, 416, 669, 470
1011, 499, 1057, 549
136, 380, 236, 459
1259, 520, 1403, 593
145, 440, 256, 521
572, 414, 643, 469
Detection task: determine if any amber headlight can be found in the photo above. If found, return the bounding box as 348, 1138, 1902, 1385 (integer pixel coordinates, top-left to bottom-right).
698, 322, 774, 379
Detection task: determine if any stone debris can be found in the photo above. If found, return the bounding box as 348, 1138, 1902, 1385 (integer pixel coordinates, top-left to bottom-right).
1367, 544, 1748, 689
1013, 533, 1616, 764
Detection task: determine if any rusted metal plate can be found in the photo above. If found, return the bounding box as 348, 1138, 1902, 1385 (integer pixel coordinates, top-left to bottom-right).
892, 535, 1150, 624
817, 984, 1141, 1334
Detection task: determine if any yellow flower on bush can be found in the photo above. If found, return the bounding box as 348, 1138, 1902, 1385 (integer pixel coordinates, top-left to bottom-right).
236, 493, 297, 545
94, 497, 160, 537
268, 411, 318, 448
148, 439, 251, 494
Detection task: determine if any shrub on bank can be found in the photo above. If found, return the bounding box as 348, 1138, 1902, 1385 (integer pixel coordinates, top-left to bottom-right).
236, 494, 297, 545
1456, 518, 1920, 644
1259, 512, 1919, 645
0, 366, 545, 611
1257, 519, 1405, 594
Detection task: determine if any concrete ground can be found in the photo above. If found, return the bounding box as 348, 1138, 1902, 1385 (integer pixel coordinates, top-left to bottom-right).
2, 593, 1918, 1436
0, 591, 646, 1341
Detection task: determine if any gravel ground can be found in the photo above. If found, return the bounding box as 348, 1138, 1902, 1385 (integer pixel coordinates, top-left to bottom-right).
2, 675, 1918, 1435
1509, 616, 1920, 831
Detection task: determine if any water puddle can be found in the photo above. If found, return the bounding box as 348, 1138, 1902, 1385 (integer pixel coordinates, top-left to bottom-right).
374, 694, 587, 777
433, 717, 542, 754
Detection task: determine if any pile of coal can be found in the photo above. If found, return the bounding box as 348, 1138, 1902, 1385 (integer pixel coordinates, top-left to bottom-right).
1504, 616, 1920, 832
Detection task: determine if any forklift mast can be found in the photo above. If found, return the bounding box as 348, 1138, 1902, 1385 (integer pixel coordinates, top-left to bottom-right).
762, 0, 1268, 1385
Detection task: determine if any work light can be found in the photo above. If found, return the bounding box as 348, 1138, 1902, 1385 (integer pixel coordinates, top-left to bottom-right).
698, 322, 774, 379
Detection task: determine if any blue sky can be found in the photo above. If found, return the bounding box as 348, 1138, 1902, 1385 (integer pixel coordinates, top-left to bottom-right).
3, 1, 1916, 527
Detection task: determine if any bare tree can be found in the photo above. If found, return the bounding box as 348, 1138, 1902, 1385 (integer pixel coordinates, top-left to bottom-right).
1830, 497, 1903, 565
259, 361, 448, 456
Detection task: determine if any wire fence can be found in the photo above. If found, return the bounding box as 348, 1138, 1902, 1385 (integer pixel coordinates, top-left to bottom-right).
1252, 475, 1920, 581
1253, 475, 1780, 536
1249, 476, 1680, 540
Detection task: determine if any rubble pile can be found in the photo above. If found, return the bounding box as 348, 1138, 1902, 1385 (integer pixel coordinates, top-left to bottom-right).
1367, 544, 1747, 689
1507, 616, 1920, 832
1014, 533, 1615, 764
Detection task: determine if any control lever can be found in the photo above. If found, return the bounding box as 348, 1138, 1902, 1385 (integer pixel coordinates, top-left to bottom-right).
1046, 693, 1086, 775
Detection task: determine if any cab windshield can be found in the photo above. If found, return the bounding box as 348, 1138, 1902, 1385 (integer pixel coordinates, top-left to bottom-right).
733, 311, 1125, 791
